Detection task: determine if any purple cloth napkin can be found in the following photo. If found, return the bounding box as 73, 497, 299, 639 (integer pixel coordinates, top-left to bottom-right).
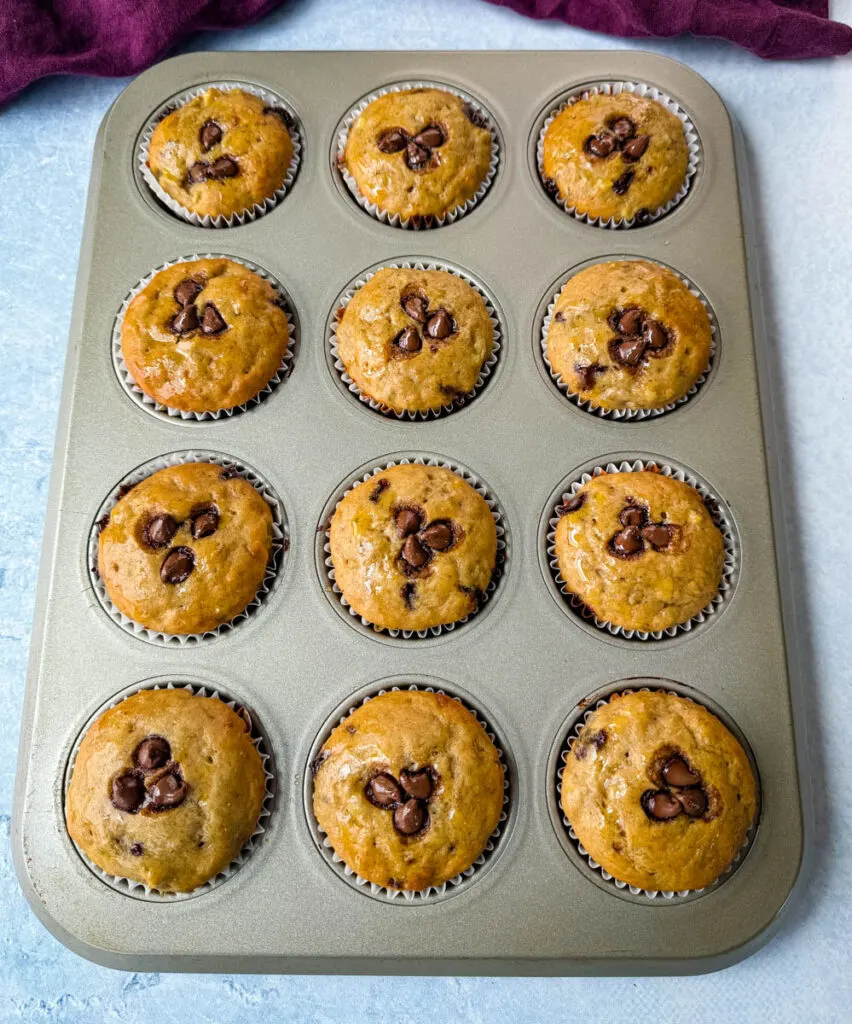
485, 0, 852, 59
0, 1, 286, 106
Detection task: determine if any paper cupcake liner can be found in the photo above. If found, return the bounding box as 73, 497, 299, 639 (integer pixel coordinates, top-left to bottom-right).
138, 81, 303, 228
318, 454, 508, 640
306, 679, 511, 903
544, 458, 738, 641
539, 258, 718, 420
334, 80, 500, 230
553, 683, 759, 902
113, 254, 298, 423
64, 678, 275, 902
327, 259, 502, 420
536, 81, 702, 229
88, 450, 287, 647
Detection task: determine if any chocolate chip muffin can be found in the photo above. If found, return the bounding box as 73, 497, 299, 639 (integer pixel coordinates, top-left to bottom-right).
342, 88, 493, 222
66, 688, 267, 893
329, 464, 498, 632
312, 689, 504, 891
98, 462, 273, 635
546, 261, 712, 411
335, 268, 494, 414
541, 92, 689, 222
554, 471, 725, 633
561, 691, 757, 892
147, 87, 295, 220
121, 258, 290, 414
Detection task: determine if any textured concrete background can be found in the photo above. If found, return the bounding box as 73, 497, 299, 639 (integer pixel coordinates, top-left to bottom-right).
1, 1, 850, 1020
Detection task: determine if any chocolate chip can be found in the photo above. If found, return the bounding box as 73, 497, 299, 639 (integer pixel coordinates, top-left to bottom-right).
554, 311, 567, 323
414, 125, 445, 149
366, 772, 401, 808
462, 102, 488, 129
617, 308, 643, 335
663, 755, 700, 787
401, 293, 428, 323
199, 120, 222, 152
160, 546, 195, 585
612, 170, 635, 195
622, 134, 650, 162
559, 493, 585, 514
142, 514, 178, 549
401, 582, 416, 609
171, 305, 199, 335
377, 128, 408, 153
208, 155, 239, 179
586, 133, 615, 158
642, 790, 682, 820
394, 326, 422, 353
676, 787, 708, 818
588, 729, 607, 750
191, 506, 219, 539
643, 320, 668, 351
200, 303, 226, 335
613, 336, 646, 366
369, 478, 389, 503
135, 736, 171, 772
643, 524, 675, 551
619, 506, 646, 528
395, 507, 423, 537
174, 278, 203, 307
420, 521, 453, 551
609, 117, 636, 141
130, 842, 144, 856
425, 310, 453, 340
401, 535, 430, 568
111, 773, 144, 813
575, 363, 605, 391
393, 798, 427, 835
611, 526, 643, 557
405, 140, 431, 171
399, 769, 433, 800
149, 772, 187, 810
188, 161, 208, 183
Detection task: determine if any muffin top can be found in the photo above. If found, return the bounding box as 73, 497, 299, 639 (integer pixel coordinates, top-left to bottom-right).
98, 462, 273, 636
545, 261, 712, 411
335, 268, 494, 414
343, 88, 493, 222
66, 688, 267, 893
541, 92, 689, 222
312, 689, 504, 891
554, 471, 725, 633
121, 258, 290, 414
147, 87, 295, 219
329, 463, 497, 632
560, 691, 757, 892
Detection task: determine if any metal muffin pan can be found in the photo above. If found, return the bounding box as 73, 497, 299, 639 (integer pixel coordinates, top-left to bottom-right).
13, 51, 806, 975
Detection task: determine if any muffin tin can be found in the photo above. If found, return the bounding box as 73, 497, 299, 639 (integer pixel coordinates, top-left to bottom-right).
13, 51, 806, 975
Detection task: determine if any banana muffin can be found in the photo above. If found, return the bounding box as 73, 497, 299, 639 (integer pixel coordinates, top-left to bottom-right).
312, 689, 504, 891
98, 462, 273, 635
66, 688, 267, 893
342, 88, 493, 222
554, 471, 725, 633
121, 258, 291, 414
560, 690, 757, 892
541, 91, 689, 223
335, 268, 494, 414
147, 87, 295, 220
328, 463, 497, 632
545, 261, 712, 411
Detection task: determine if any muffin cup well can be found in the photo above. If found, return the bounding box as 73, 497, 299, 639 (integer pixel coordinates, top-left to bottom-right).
113, 254, 298, 423
538, 257, 718, 420
305, 678, 511, 903
317, 454, 508, 642
543, 457, 738, 641
333, 80, 500, 230
535, 81, 702, 229
137, 81, 303, 228
551, 681, 759, 903
64, 678, 275, 902
327, 259, 502, 421
88, 450, 287, 647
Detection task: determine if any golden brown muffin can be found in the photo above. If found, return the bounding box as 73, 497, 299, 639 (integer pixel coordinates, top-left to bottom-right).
554, 471, 725, 633
312, 690, 504, 891
66, 688, 267, 893
560, 691, 757, 892
329, 464, 497, 632
98, 462, 273, 635
546, 261, 712, 411
541, 92, 689, 222
343, 88, 493, 222
336, 268, 494, 414
121, 258, 290, 414
147, 87, 295, 219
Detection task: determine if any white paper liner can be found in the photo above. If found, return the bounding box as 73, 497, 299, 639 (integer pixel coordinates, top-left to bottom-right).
555, 686, 758, 900
309, 682, 510, 902
334, 80, 500, 229
138, 80, 303, 228
328, 260, 502, 420
64, 679, 275, 902
540, 259, 718, 420
536, 81, 702, 229
88, 450, 287, 646
113, 254, 297, 422
546, 459, 738, 640
320, 455, 508, 639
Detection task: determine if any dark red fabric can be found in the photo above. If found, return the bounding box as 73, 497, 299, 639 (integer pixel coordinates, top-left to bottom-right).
485, 0, 852, 58
0, 1, 287, 106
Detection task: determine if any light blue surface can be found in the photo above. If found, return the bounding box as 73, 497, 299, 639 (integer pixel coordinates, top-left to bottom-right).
1, 0, 851, 1020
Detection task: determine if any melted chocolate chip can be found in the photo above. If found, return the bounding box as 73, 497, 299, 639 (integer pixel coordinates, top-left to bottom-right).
130, 842, 144, 856
405, 140, 432, 171
622, 134, 650, 162
586, 132, 615, 158
160, 546, 195, 585
200, 303, 226, 335
662, 756, 699, 788
142, 514, 178, 550
369, 478, 389, 503
171, 305, 199, 335
617, 308, 643, 335
559, 493, 585, 514
207, 155, 239, 179
420, 521, 453, 551
199, 120, 223, 152
188, 161, 208, 184
642, 789, 683, 820
377, 128, 408, 153
414, 125, 445, 149
191, 505, 220, 539
111, 773, 144, 813
612, 336, 646, 367
394, 326, 422, 354
135, 735, 171, 772
399, 768, 433, 801
642, 523, 675, 551
401, 293, 428, 323
609, 117, 636, 141
401, 581, 416, 609
676, 787, 708, 818
401, 534, 430, 569
393, 798, 427, 835
425, 309, 454, 340
575, 363, 606, 391
395, 507, 423, 537
149, 772, 187, 810
366, 772, 401, 808
643, 320, 668, 351
612, 170, 635, 195
611, 526, 643, 557
619, 506, 647, 528
174, 278, 203, 307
